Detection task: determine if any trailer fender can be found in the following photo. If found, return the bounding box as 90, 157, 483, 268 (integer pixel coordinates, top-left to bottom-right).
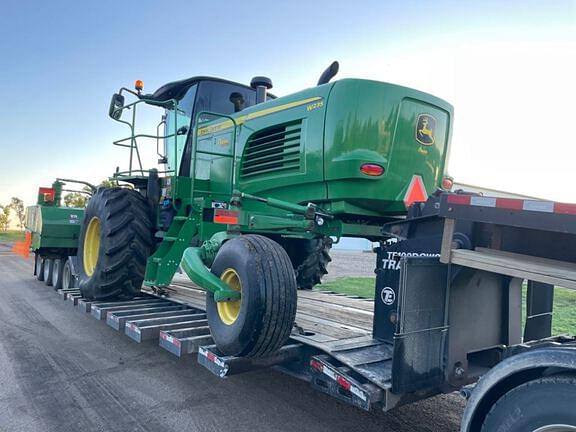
461, 347, 576, 432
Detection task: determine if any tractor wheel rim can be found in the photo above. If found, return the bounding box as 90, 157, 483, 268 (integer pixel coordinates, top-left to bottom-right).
83, 217, 101, 277
217, 268, 242, 325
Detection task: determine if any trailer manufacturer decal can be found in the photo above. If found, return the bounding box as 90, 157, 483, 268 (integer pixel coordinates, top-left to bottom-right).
381, 287, 396, 305
380, 251, 440, 271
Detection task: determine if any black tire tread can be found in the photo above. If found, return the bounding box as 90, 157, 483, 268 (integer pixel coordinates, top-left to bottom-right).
244, 235, 296, 357
295, 237, 332, 290
78, 187, 153, 300
481, 373, 576, 432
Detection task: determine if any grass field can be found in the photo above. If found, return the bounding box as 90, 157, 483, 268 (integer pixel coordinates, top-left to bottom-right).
0, 230, 25, 242
320, 277, 576, 336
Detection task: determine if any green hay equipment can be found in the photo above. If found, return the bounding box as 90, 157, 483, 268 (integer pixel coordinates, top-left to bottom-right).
26, 179, 91, 289
76, 62, 453, 357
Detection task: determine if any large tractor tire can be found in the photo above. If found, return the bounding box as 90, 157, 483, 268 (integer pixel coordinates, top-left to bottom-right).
77, 187, 154, 300
206, 235, 297, 357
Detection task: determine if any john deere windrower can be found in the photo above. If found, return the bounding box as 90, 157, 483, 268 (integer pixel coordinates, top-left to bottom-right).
76, 62, 453, 357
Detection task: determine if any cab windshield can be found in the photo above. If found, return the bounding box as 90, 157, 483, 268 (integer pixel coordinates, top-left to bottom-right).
164, 80, 258, 176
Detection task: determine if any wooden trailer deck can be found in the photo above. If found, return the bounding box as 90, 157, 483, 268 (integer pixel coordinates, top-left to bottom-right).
149, 275, 376, 345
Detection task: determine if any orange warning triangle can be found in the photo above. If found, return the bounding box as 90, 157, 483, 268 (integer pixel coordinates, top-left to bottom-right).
403, 175, 428, 208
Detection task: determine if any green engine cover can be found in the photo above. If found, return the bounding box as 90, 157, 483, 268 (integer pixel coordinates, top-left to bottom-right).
196, 78, 452, 218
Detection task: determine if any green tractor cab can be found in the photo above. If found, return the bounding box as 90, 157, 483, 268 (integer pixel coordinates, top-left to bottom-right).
76, 62, 453, 357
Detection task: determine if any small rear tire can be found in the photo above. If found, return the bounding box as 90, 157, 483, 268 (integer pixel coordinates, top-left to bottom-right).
206, 235, 297, 357
43, 259, 54, 286
62, 259, 75, 290
51, 258, 65, 290
481, 374, 576, 431
35, 254, 45, 281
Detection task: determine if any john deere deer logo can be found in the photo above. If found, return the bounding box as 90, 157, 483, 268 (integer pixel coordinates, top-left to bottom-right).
416, 114, 436, 146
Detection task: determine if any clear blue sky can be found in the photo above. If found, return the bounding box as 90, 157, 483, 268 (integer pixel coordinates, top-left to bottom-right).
1, 0, 575, 207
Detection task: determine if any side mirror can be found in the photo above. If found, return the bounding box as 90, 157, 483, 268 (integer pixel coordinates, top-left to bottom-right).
108, 93, 125, 120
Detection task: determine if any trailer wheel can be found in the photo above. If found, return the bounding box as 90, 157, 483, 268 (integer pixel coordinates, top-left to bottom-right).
51, 258, 66, 290
43, 259, 54, 286
206, 235, 297, 357
481, 374, 576, 432
62, 259, 75, 289
294, 237, 332, 290
77, 187, 154, 300
35, 254, 45, 281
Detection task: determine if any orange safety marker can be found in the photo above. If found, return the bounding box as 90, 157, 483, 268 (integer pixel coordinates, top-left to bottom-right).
403, 175, 428, 208
12, 231, 32, 258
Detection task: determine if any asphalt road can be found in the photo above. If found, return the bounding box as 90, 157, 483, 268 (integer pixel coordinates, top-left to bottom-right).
0, 246, 465, 432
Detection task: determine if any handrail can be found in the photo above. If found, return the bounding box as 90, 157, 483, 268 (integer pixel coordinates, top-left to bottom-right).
110, 94, 179, 177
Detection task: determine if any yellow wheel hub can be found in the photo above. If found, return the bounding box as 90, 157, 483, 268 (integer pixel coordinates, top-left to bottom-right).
83, 216, 101, 276
217, 268, 242, 325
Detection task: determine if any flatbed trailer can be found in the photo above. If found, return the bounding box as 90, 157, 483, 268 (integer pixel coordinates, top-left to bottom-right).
32, 191, 576, 431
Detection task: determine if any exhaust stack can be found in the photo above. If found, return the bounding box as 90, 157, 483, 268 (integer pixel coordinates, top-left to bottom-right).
250, 76, 273, 104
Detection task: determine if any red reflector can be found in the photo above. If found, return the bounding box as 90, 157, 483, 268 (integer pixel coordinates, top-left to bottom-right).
207, 351, 216, 362
447, 194, 471, 205
495, 198, 523, 210
554, 202, 576, 215
310, 359, 323, 371
403, 175, 428, 208
360, 163, 384, 176
336, 376, 352, 391
441, 177, 453, 190
38, 187, 55, 202
214, 209, 239, 225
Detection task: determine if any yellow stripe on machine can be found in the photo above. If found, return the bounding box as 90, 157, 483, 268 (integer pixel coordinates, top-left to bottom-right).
197, 96, 322, 136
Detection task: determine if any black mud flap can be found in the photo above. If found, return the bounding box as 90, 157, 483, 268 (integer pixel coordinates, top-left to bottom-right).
391, 257, 448, 394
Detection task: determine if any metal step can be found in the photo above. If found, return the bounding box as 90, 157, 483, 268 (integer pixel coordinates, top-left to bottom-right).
77, 297, 150, 313
159, 327, 213, 357
91, 299, 169, 320
198, 344, 303, 378
106, 306, 193, 331
66, 293, 83, 306
57, 288, 80, 300
124, 314, 207, 342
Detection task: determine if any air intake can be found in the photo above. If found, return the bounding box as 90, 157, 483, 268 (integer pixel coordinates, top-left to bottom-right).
240, 121, 302, 178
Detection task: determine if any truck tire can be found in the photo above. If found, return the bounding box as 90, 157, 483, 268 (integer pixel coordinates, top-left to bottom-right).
294, 237, 332, 290
77, 187, 154, 300
43, 259, 54, 286
206, 235, 297, 357
35, 254, 45, 281
51, 258, 65, 290
62, 259, 75, 289
481, 374, 576, 432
